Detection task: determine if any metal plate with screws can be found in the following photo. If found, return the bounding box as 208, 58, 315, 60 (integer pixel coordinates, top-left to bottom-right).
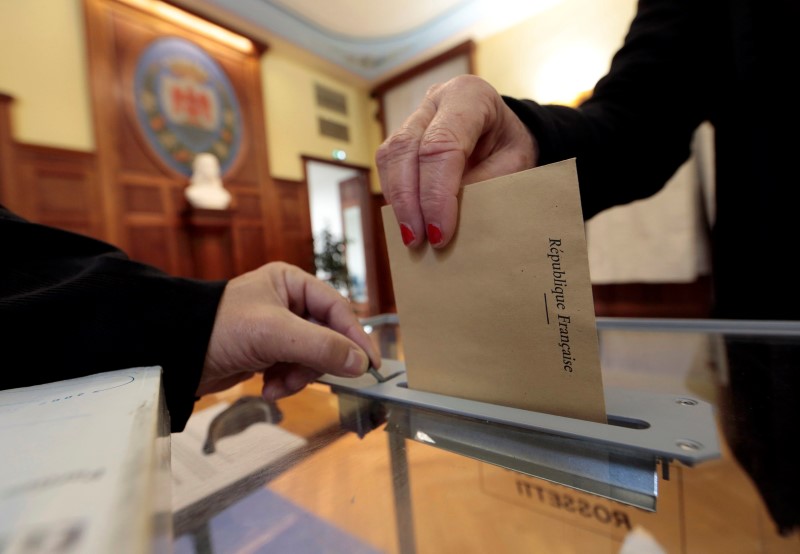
319, 359, 722, 511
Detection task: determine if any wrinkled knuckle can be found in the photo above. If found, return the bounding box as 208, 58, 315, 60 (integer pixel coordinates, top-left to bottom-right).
374, 142, 392, 166
419, 125, 461, 159
376, 129, 420, 165
388, 186, 421, 207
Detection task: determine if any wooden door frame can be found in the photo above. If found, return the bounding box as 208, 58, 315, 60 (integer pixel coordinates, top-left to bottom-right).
301, 155, 380, 316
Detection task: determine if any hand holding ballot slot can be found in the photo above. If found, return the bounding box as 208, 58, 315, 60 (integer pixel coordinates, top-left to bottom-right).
381, 159, 607, 423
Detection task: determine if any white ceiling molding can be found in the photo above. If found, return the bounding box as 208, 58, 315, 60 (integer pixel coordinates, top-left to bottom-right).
185, 0, 562, 83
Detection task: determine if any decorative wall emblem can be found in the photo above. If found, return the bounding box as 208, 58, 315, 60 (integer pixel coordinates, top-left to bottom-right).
133, 37, 243, 176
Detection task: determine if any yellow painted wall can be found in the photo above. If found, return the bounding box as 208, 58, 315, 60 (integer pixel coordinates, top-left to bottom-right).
362, 0, 638, 192
0, 0, 94, 150
0, 0, 635, 190
365, 97, 384, 192
261, 52, 377, 184
0, 0, 381, 186
476, 0, 637, 104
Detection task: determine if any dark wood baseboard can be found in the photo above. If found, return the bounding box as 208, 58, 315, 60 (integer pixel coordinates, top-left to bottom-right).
592, 276, 713, 318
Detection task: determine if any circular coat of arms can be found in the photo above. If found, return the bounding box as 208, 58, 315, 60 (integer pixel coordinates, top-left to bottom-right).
133, 37, 243, 177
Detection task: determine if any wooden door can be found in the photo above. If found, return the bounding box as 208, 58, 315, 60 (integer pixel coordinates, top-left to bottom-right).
339, 173, 380, 317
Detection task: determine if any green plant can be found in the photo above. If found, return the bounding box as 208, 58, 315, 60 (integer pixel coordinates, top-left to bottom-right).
314, 228, 351, 296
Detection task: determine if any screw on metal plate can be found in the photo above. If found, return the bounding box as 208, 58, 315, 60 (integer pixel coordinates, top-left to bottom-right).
675, 398, 698, 406
676, 439, 703, 451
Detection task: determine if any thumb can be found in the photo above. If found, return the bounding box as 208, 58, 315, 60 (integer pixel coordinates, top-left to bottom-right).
271, 314, 370, 377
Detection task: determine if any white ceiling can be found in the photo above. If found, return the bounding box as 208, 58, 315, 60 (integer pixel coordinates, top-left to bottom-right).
175, 0, 561, 85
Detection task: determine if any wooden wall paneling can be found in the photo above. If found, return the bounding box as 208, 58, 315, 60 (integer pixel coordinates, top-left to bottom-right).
121, 182, 165, 215
230, 189, 262, 219
181, 207, 236, 280
3, 150, 33, 220
160, 179, 186, 276
111, 4, 212, 274
84, 0, 125, 248
592, 277, 713, 318
14, 145, 102, 239
232, 223, 269, 274
126, 223, 174, 273
273, 177, 314, 273
159, 19, 283, 266
118, 179, 174, 273
229, 189, 268, 274
239, 51, 284, 266
370, 193, 396, 314
170, 186, 196, 277
0, 93, 17, 207
83, 0, 278, 280
0, 92, 103, 240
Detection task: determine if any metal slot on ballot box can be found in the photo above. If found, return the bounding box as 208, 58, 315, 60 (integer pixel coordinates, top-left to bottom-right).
318, 359, 721, 512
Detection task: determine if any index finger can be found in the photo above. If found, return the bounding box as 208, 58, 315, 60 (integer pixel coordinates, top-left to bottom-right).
417, 81, 498, 248
377, 79, 489, 249
286, 266, 381, 370
376, 96, 439, 248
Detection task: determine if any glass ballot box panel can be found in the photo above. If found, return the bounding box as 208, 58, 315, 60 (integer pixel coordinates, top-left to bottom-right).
172, 316, 800, 554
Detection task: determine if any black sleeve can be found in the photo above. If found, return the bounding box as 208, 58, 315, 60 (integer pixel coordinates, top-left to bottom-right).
503, 0, 714, 219
0, 206, 227, 432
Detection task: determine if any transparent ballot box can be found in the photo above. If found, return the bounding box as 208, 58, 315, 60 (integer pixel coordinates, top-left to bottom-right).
172, 316, 800, 554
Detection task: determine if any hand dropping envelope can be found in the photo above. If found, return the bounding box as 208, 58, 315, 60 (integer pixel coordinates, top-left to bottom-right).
381, 159, 606, 423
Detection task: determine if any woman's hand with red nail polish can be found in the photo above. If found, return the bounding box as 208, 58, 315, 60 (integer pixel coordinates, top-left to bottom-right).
376, 75, 537, 249
400, 223, 416, 246
427, 223, 443, 246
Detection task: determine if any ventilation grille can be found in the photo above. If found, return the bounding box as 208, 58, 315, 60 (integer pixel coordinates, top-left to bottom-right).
315, 83, 348, 115
318, 118, 350, 142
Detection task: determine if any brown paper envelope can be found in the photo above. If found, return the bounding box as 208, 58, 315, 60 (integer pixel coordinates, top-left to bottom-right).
381, 159, 606, 423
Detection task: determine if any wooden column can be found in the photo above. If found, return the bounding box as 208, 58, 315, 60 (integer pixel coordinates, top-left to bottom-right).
181, 206, 236, 280
0, 93, 16, 206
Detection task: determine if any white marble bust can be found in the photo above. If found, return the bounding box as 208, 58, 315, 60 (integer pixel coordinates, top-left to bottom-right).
185, 153, 232, 210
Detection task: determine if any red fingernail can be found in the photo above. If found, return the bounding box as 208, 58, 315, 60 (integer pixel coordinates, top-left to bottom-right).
400, 223, 415, 246
427, 223, 443, 245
